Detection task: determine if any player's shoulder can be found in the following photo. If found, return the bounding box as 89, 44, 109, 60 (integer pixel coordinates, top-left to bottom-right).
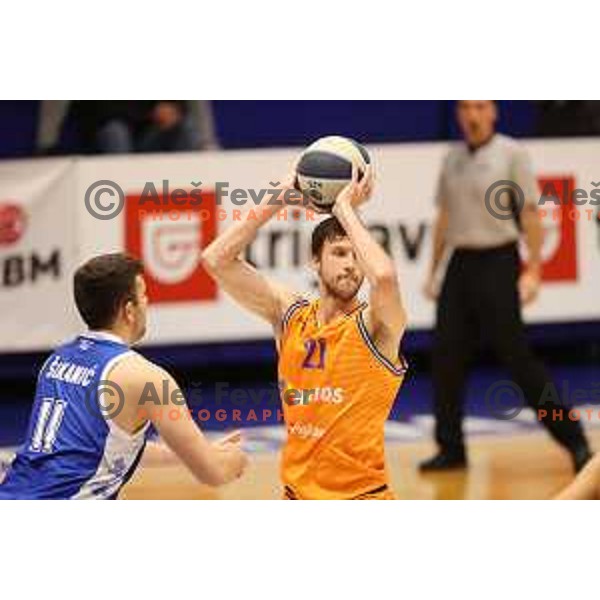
286, 294, 313, 311
282, 295, 313, 328
108, 351, 171, 390
354, 304, 408, 375
52, 334, 87, 355
357, 302, 381, 331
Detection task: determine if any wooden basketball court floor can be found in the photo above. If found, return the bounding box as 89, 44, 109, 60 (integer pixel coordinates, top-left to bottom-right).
121, 428, 600, 500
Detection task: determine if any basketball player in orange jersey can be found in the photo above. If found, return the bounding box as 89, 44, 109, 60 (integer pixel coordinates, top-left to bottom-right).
203, 164, 408, 499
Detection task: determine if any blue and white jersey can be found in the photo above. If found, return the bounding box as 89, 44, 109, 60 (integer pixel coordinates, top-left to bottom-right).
0, 331, 149, 500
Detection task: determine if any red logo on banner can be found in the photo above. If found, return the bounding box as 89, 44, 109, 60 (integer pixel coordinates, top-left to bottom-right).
532, 176, 577, 282
125, 192, 217, 303
0, 203, 27, 246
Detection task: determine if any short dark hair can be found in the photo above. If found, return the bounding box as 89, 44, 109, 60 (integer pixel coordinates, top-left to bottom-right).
74, 253, 143, 329
311, 217, 348, 258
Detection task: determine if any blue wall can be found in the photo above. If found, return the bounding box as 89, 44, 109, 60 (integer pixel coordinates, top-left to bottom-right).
0, 101, 39, 158
0, 100, 539, 158
213, 100, 538, 148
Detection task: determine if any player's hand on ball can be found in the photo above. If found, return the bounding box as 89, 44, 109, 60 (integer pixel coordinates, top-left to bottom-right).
335, 164, 374, 210
280, 163, 299, 195
279, 162, 316, 213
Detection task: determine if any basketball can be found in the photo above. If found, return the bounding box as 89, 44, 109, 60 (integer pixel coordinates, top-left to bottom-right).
296, 135, 371, 211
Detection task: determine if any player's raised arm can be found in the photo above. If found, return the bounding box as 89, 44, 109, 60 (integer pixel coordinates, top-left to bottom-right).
331, 165, 407, 358
110, 355, 247, 487
202, 169, 306, 332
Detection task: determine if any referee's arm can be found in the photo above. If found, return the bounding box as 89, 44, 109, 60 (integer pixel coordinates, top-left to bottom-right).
514, 147, 543, 305
424, 163, 450, 300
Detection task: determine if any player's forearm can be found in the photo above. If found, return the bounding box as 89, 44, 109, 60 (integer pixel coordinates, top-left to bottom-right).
151, 408, 236, 486
141, 440, 178, 466
521, 207, 542, 274
173, 436, 236, 487
203, 205, 277, 271
203, 184, 292, 271
332, 200, 397, 286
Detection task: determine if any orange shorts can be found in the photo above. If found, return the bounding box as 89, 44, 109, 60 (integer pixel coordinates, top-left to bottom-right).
354, 487, 398, 500
283, 485, 398, 500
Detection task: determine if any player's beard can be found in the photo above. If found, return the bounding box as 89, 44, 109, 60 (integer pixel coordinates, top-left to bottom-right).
321, 272, 363, 302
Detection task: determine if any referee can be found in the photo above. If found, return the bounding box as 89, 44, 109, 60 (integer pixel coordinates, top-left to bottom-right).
420, 100, 591, 474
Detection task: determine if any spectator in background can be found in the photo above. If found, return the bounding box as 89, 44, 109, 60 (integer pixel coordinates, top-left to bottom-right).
47, 101, 219, 155
55, 101, 149, 154
137, 101, 200, 153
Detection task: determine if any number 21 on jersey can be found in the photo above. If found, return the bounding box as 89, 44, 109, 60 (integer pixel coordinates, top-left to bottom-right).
302, 338, 326, 369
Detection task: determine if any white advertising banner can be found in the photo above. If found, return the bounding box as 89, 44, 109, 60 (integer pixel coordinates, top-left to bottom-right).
0, 159, 81, 351
1, 139, 599, 351
74, 146, 442, 346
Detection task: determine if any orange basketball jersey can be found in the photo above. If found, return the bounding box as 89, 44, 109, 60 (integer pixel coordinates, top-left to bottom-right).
278, 298, 407, 499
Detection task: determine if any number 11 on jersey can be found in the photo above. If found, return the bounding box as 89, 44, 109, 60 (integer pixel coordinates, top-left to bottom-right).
30, 398, 66, 453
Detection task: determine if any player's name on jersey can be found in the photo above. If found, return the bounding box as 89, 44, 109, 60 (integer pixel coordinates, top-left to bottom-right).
44, 356, 96, 387
288, 422, 326, 440
280, 382, 345, 405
